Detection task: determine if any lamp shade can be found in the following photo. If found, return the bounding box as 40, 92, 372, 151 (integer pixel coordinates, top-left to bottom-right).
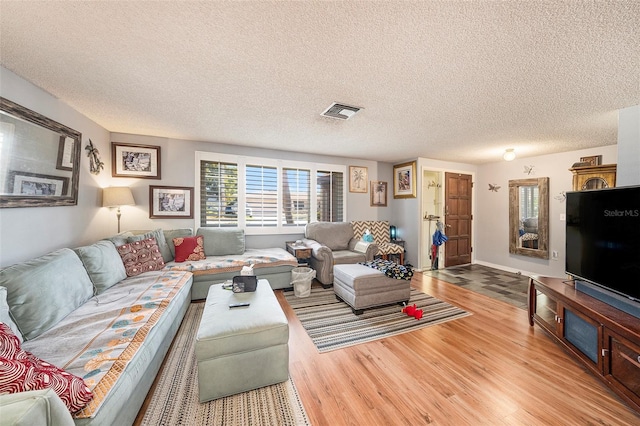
102, 187, 135, 207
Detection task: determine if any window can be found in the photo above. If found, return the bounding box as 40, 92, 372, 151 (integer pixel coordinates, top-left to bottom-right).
282, 168, 310, 226
196, 152, 345, 233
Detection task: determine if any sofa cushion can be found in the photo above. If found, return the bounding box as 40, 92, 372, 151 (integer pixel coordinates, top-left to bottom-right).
305, 222, 354, 250
173, 235, 206, 262
128, 228, 173, 263
74, 241, 127, 295
116, 238, 166, 277
196, 227, 245, 256
0, 323, 93, 413
0, 248, 94, 341
0, 287, 23, 343
163, 228, 193, 258
103, 231, 134, 247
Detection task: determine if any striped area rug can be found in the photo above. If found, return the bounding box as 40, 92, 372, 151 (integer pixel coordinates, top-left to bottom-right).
284, 287, 471, 353
140, 302, 310, 426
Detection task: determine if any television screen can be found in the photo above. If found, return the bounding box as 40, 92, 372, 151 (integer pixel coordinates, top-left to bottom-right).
565, 186, 640, 302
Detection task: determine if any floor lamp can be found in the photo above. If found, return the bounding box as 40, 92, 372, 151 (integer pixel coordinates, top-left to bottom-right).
103, 187, 135, 233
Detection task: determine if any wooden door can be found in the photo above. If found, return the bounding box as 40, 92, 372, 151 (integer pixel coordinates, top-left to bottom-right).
444, 172, 472, 267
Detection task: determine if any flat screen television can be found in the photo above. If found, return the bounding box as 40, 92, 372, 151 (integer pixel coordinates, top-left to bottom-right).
565, 185, 640, 303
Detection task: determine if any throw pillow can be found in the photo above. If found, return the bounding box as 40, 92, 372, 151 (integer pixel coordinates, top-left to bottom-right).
127, 228, 173, 263
0, 323, 93, 413
116, 237, 166, 277
173, 236, 206, 262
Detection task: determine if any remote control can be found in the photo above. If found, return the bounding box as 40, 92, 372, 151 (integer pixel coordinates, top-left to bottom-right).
229, 303, 250, 308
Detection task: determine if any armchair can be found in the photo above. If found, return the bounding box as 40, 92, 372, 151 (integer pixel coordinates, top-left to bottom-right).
302, 222, 377, 287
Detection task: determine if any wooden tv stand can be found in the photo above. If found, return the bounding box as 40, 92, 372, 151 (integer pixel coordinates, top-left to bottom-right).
528, 275, 640, 413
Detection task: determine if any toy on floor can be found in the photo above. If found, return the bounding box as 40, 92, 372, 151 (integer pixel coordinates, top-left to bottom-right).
401, 303, 423, 320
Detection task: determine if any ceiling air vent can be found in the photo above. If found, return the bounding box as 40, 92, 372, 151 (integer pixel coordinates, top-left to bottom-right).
321, 102, 361, 120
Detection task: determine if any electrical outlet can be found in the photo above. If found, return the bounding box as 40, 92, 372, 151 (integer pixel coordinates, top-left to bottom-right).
552, 250, 559, 260
560, 213, 566, 221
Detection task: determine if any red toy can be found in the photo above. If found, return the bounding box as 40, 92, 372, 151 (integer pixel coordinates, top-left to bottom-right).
401, 303, 423, 320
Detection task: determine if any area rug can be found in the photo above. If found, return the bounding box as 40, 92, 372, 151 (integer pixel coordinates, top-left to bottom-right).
284, 287, 470, 353
139, 302, 311, 426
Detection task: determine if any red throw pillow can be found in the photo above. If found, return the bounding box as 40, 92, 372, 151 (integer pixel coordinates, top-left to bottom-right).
0, 323, 93, 413
117, 237, 166, 277
173, 235, 206, 262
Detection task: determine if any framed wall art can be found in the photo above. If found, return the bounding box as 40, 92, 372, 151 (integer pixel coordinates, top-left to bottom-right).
149, 185, 193, 218
393, 161, 416, 198
8, 171, 69, 196
370, 181, 387, 207
112, 142, 161, 179
349, 166, 368, 193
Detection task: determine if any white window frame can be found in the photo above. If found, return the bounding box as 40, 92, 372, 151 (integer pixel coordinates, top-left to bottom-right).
195, 151, 346, 235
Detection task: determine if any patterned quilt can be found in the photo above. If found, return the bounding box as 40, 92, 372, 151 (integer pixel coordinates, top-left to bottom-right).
359, 259, 414, 280
21, 270, 192, 419
164, 247, 298, 276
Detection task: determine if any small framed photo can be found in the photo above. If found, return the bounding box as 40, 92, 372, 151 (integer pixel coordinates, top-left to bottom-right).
393, 161, 416, 198
579, 155, 602, 166
8, 171, 69, 196
56, 136, 75, 171
112, 142, 161, 179
149, 185, 194, 219
370, 181, 387, 207
349, 166, 368, 193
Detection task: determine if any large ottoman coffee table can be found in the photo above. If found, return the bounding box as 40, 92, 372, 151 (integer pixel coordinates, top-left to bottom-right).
195, 279, 289, 402
333, 263, 411, 315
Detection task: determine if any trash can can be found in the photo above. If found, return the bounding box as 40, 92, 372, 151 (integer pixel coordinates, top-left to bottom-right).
291, 267, 315, 298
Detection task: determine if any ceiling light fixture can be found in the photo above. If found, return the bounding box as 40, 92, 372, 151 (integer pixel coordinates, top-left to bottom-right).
503, 149, 516, 161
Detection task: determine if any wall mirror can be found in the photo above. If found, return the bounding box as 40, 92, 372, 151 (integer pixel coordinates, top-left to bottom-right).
0, 97, 81, 208
509, 177, 549, 259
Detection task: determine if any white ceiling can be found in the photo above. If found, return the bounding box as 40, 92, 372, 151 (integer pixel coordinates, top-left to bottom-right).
1, 1, 638, 164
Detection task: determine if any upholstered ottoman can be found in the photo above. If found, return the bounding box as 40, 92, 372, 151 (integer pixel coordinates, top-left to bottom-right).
195, 280, 289, 402
333, 263, 411, 315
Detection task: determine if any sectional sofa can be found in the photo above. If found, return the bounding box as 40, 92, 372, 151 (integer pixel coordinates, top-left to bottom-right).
0, 227, 297, 425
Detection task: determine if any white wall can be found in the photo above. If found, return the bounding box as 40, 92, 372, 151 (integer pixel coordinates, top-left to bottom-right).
617, 105, 640, 187
475, 145, 618, 277
110, 133, 394, 250
0, 67, 111, 266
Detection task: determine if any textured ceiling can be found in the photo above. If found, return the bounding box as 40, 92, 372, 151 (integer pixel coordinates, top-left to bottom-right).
1, 1, 638, 164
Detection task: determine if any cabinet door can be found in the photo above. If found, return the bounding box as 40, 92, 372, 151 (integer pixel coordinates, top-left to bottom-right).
560, 305, 603, 372
604, 329, 640, 407
533, 287, 560, 335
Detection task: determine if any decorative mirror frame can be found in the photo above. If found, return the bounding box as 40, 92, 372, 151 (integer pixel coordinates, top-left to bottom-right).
0, 97, 81, 208
508, 177, 549, 259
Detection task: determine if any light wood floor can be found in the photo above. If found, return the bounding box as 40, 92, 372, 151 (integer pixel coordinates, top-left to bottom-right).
277, 273, 640, 425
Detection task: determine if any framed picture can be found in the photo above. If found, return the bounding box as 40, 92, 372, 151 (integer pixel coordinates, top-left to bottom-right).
112, 142, 161, 179
149, 186, 194, 218
56, 136, 75, 171
349, 166, 368, 193
370, 181, 387, 207
393, 161, 416, 198
579, 155, 602, 166
8, 171, 69, 196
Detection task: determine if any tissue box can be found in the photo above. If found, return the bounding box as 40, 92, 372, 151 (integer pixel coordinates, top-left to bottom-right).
241, 265, 254, 276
